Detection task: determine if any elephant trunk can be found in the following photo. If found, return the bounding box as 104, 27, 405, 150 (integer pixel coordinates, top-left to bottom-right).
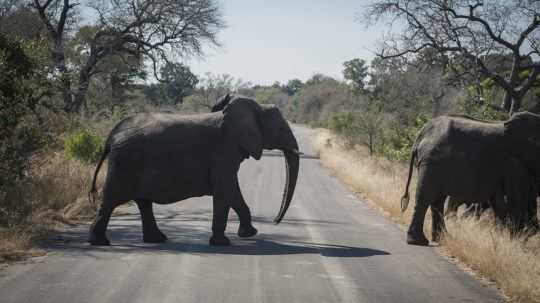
274, 149, 299, 224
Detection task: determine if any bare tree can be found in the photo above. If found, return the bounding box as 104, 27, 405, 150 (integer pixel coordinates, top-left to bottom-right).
32, 0, 224, 112
32, 0, 77, 111
186, 73, 250, 111
355, 106, 385, 156
367, 0, 540, 114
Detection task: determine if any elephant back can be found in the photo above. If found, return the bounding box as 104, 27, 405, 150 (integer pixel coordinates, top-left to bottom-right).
415, 115, 504, 165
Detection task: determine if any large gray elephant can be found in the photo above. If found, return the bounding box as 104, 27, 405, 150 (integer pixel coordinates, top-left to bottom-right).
88, 95, 300, 246
401, 113, 540, 246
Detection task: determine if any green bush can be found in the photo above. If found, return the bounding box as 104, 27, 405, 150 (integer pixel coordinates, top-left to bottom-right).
64, 129, 104, 163
328, 112, 361, 148
0, 33, 49, 198
376, 115, 428, 162
328, 112, 356, 135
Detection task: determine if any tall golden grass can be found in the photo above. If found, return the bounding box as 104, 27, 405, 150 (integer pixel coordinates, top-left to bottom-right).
312, 129, 540, 303
0, 152, 103, 262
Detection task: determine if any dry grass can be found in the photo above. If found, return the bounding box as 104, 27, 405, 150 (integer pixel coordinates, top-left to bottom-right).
443, 219, 540, 303
0, 151, 104, 262
312, 129, 540, 303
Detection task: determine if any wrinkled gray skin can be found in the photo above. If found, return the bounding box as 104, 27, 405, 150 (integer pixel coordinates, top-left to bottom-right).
88, 96, 300, 246
446, 176, 538, 228
401, 113, 540, 246
445, 164, 538, 228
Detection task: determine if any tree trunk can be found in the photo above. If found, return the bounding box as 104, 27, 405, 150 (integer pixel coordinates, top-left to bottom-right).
110, 72, 123, 105
51, 40, 74, 112
501, 91, 512, 112
504, 56, 522, 115
71, 48, 99, 113
509, 94, 523, 117
73, 73, 90, 113
368, 133, 373, 156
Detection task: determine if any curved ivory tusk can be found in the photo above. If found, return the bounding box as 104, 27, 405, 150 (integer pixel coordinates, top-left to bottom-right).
292, 149, 304, 155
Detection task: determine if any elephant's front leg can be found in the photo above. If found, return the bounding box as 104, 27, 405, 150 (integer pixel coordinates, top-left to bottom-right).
135, 200, 167, 243
231, 178, 258, 238
209, 195, 232, 246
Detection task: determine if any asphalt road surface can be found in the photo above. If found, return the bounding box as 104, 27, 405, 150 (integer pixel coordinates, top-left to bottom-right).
0, 126, 503, 303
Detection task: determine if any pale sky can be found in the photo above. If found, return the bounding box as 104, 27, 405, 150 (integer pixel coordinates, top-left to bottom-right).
187, 0, 383, 85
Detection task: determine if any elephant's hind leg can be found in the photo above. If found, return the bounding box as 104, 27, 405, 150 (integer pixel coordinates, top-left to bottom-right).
135, 200, 167, 243
407, 198, 430, 246
209, 196, 231, 246
89, 202, 115, 246
407, 167, 438, 246
431, 196, 447, 243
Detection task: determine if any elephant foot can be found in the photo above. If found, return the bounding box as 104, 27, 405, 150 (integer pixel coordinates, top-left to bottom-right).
237, 224, 258, 238
209, 235, 231, 246
88, 233, 111, 246
406, 232, 429, 246
143, 230, 168, 243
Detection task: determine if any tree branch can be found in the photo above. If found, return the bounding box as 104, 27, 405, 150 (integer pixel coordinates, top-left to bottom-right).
517, 14, 540, 48
442, 3, 516, 51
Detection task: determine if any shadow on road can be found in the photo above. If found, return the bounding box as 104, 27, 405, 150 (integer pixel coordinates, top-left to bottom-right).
152, 239, 390, 257
47, 220, 389, 259
50, 236, 390, 258
46, 206, 389, 258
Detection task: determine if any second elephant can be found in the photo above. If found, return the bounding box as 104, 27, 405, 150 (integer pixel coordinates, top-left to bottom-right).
401, 113, 540, 246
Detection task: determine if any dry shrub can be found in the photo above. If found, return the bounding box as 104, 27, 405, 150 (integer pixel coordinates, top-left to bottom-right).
0, 151, 104, 261
0, 228, 32, 262
313, 129, 540, 303
27, 152, 102, 219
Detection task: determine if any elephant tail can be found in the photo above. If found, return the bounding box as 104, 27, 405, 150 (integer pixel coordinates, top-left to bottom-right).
401, 148, 416, 213
88, 140, 111, 208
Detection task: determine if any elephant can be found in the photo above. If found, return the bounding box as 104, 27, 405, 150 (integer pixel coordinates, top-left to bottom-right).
87, 95, 300, 246
400, 113, 540, 246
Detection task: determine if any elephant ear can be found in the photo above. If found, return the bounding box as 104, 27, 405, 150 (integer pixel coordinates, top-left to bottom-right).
222, 97, 264, 160
504, 112, 540, 147
211, 93, 232, 112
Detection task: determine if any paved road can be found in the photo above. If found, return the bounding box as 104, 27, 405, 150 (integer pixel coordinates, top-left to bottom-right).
0, 126, 503, 303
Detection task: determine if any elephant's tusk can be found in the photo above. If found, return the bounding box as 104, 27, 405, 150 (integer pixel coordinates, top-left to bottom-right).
292, 149, 304, 156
